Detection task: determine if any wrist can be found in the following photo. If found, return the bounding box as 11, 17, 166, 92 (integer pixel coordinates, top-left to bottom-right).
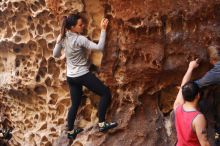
187, 67, 194, 72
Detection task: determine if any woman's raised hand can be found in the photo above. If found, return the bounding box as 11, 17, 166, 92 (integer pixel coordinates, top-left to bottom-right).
101, 18, 109, 31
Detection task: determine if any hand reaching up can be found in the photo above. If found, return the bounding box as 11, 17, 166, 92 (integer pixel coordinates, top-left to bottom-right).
101, 18, 109, 31
188, 59, 200, 70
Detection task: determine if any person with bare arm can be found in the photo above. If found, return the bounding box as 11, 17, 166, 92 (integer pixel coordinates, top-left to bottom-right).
173, 59, 210, 146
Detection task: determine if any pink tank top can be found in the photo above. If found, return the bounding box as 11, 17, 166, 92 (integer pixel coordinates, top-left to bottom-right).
175, 105, 201, 146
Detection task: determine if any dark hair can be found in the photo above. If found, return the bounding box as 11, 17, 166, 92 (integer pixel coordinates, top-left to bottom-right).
60, 13, 82, 41
182, 81, 200, 102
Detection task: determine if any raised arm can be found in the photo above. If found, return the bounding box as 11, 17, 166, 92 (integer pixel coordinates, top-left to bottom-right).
194, 114, 210, 146
173, 59, 199, 110
53, 34, 63, 58
80, 18, 109, 51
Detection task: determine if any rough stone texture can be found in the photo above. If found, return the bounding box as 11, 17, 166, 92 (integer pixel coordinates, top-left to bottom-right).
0, 0, 220, 146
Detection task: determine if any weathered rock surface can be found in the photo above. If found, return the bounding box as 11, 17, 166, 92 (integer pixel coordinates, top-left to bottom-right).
0, 0, 220, 145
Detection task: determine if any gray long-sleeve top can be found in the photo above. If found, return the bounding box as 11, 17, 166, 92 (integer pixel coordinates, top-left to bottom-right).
195, 61, 220, 88
53, 30, 106, 77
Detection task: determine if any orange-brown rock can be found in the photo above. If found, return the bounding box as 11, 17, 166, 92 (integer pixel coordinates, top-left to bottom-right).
0, 0, 220, 145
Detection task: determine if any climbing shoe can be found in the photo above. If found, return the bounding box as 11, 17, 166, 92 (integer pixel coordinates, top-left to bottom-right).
215, 132, 220, 146
215, 126, 220, 146
2, 129, 12, 140
98, 121, 118, 132
67, 128, 83, 139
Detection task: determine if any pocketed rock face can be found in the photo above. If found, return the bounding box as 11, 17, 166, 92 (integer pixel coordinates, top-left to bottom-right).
0, 0, 220, 146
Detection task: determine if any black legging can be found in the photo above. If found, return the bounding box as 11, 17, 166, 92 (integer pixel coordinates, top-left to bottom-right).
67, 72, 111, 131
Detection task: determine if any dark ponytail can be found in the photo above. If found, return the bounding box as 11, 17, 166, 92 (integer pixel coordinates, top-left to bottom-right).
60, 16, 67, 41
59, 13, 82, 41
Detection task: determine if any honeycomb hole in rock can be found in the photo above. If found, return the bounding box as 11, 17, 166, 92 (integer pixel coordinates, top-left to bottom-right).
30, 4, 38, 12
30, 23, 35, 31
17, 1, 28, 11
17, 29, 28, 37
55, 59, 62, 65
27, 15, 33, 22
49, 132, 58, 138
45, 77, 52, 86
0, 21, 5, 30
27, 62, 32, 67
13, 1, 19, 8
39, 19, 45, 26
47, 42, 55, 49
38, 98, 46, 105
15, 18, 26, 30
34, 0, 42, 7
40, 112, 47, 121
4, 9, 14, 18
49, 20, 58, 27
49, 93, 58, 105
38, 0, 46, 6
48, 12, 55, 19
40, 57, 47, 67
34, 85, 47, 95
15, 71, 20, 76
21, 56, 26, 62
36, 24, 44, 35
14, 35, 22, 43
43, 141, 52, 146
37, 66, 47, 78
73, 141, 83, 146
54, 30, 60, 37
80, 104, 93, 122
56, 104, 65, 116
29, 71, 35, 80
24, 119, 31, 124
87, 94, 100, 108
61, 82, 69, 92
37, 10, 50, 19
13, 46, 21, 53
59, 98, 70, 107
50, 127, 56, 132
57, 118, 64, 125
39, 123, 47, 130
34, 114, 39, 120
15, 58, 21, 67
27, 122, 33, 128
46, 34, 54, 42
44, 24, 52, 33
6, 1, 12, 8
51, 113, 55, 120
41, 136, 48, 142
48, 57, 56, 74
48, 57, 60, 76
28, 40, 38, 51
61, 62, 66, 70
36, 75, 41, 82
